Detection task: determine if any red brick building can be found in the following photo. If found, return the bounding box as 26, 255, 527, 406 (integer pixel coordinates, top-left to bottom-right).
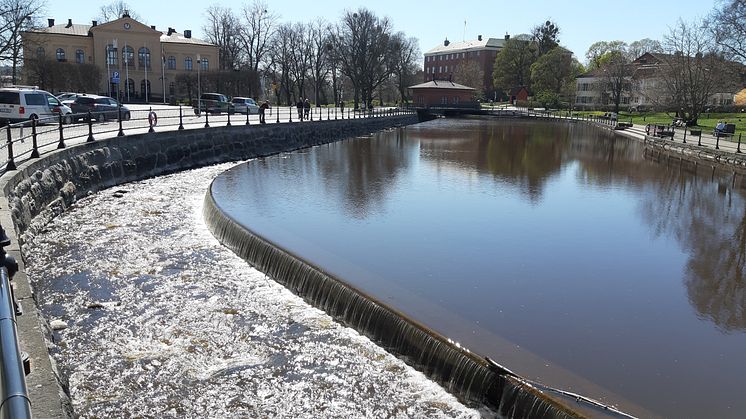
423, 35, 508, 101
409, 80, 477, 108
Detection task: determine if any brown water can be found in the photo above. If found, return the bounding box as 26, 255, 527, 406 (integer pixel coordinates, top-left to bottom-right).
210, 118, 746, 418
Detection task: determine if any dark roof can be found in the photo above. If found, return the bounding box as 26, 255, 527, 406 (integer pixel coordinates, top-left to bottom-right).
408, 80, 475, 90
508, 86, 528, 95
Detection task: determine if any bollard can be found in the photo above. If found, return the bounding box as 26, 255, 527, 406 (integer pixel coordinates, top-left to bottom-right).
5, 126, 16, 171
30, 119, 39, 159
226, 108, 232, 127
276, 107, 280, 124
204, 108, 210, 128
87, 111, 94, 142
57, 114, 65, 149
178, 105, 184, 130
738, 133, 742, 153
335, 107, 338, 120
117, 105, 125, 136
246, 109, 250, 126
289, 106, 293, 123
327, 107, 330, 121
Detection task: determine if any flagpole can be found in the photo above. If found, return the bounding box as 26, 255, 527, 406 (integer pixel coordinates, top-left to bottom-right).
113, 39, 118, 101
106, 42, 111, 97
144, 42, 149, 103
125, 41, 129, 102
161, 45, 166, 104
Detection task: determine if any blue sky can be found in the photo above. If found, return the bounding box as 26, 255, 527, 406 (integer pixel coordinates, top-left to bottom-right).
45, 0, 718, 64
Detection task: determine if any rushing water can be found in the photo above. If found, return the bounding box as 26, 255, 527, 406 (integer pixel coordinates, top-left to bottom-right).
23, 163, 489, 418
209, 118, 746, 418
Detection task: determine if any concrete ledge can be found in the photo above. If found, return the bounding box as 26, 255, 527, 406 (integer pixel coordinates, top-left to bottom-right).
0, 115, 418, 418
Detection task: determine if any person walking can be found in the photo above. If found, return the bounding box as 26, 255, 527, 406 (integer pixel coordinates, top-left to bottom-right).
303, 98, 311, 120
296, 98, 304, 121
259, 100, 270, 124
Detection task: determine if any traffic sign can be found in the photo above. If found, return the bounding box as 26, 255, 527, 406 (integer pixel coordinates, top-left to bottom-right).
111, 71, 120, 84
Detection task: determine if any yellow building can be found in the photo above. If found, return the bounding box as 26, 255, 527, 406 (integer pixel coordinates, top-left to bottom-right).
22, 12, 218, 102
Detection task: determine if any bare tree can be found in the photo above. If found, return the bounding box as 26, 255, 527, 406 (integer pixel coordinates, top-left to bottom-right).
239, 1, 278, 74
98, 1, 140, 22
626, 38, 662, 61
289, 22, 313, 100
598, 50, 632, 113
308, 19, 330, 104
269, 22, 294, 105
708, 0, 746, 63
453, 60, 484, 99
390, 32, 419, 105
203, 5, 242, 71
0, 0, 43, 84
649, 19, 735, 124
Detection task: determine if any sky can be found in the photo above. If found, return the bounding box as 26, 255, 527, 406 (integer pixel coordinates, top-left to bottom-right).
44, 0, 719, 65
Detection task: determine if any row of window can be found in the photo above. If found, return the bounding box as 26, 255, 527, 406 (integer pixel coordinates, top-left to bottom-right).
426, 51, 481, 62
426, 66, 452, 74
38, 46, 209, 71
115, 79, 178, 96
416, 95, 462, 105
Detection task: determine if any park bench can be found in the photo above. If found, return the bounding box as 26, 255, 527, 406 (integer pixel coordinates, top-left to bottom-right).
713, 123, 736, 139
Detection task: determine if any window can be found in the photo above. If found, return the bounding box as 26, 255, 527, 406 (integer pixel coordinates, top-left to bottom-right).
140, 79, 151, 96
444, 65, 448, 72
200, 58, 209, 70
462, 52, 465, 58
125, 79, 135, 97
453, 96, 460, 104
56, 48, 65, 61
138, 47, 150, 68
36, 47, 44, 58
24, 93, 46, 106
476, 51, 480, 56
441, 96, 448, 104
123, 46, 134, 65
106, 45, 117, 65
167, 56, 176, 70
169, 82, 175, 96
75, 49, 84, 64
46, 94, 61, 107
185, 57, 193, 71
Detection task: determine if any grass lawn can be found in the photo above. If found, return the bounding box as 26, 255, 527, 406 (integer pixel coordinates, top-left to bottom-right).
571, 111, 746, 137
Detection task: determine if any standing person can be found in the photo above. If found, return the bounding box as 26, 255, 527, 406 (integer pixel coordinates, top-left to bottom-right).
303, 98, 310, 120
296, 98, 304, 120
259, 100, 270, 124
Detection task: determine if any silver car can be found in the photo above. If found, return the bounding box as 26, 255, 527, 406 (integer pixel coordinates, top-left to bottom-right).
231, 97, 260, 114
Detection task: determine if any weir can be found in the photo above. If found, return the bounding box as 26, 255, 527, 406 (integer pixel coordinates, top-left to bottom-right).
203, 185, 580, 419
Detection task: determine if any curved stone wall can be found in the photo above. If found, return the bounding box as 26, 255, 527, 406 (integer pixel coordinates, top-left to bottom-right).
0, 115, 417, 418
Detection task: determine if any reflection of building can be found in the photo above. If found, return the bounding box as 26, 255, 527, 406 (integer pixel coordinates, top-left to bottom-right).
423, 35, 507, 99
409, 80, 477, 108
21, 12, 218, 101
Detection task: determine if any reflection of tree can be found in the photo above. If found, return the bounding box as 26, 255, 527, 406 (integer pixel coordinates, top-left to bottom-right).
634, 163, 746, 331
318, 129, 416, 218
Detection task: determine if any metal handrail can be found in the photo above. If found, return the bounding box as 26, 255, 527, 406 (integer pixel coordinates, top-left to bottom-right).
0, 265, 31, 419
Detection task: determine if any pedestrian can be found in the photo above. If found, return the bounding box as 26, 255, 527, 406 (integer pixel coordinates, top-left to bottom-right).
303, 98, 310, 120
296, 98, 304, 120
259, 100, 270, 124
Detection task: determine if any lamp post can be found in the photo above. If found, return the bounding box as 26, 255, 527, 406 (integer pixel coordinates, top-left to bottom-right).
196, 54, 201, 115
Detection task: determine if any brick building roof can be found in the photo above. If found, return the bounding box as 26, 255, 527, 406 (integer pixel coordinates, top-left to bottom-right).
409, 80, 475, 90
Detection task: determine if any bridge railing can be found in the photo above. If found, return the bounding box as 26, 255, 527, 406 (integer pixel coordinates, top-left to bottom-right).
0, 105, 415, 175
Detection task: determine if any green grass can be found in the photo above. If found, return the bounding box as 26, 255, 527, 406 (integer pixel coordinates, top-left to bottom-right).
571, 111, 746, 137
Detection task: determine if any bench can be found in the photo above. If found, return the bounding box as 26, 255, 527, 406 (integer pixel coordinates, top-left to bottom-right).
713, 123, 736, 139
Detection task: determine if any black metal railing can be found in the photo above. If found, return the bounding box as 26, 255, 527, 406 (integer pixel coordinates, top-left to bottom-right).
0, 105, 415, 174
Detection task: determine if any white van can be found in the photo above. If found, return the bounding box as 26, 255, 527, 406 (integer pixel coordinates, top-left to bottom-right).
0, 87, 73, 124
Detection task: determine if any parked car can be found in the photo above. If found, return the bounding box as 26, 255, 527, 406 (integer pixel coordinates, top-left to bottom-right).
69, 95, 130, 122
0, 86, 74, 124
231, 97, 260, 114
193, 93, 231, 115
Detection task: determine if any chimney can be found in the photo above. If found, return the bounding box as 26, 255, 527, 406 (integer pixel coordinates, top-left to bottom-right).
47, 18, 54, 27
167, 27, 175, 36
443, 38, 450, 47
184, 30, 192, 38
92, 20, 97, 27
66, 19, 72, 28
478, 35, 482, 41
504, 33, 510, 40
150, 25, 156, 30
122, 9, 130, 18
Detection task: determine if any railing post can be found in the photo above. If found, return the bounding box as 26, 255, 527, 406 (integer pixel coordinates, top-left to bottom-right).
716, 133, 720, 150
57, 114, 65, 149
310, 106, 314, 121
117, 105, 125, 137
30, 119, 39, 159
289, 106, 293, 123
5, 126, 16, 171
737, 133, 742, 153
698, 131, 702, 147
204, 108, 210, 128
87, 111, 94, 142
682, 128, 686, 144
245, 109, 250, 125
178, 105, 184, 130
226, 108, 232, 127
276, 107, 280, 124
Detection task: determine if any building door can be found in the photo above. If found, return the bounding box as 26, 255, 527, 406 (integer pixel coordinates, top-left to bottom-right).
140, 80, 151, 102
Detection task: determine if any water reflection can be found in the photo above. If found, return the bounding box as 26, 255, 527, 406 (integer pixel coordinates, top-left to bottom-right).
211, 118, 746, 418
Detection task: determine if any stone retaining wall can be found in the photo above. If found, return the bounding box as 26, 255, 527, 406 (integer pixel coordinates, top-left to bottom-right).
0, 115, 418, 418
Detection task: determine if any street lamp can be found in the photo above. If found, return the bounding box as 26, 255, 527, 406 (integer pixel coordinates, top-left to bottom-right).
196, 54, 201, 114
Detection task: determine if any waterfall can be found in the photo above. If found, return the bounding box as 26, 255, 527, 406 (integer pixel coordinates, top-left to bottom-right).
203, 183, 579, 419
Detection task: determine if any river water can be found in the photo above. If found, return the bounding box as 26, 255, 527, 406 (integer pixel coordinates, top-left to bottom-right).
23, 163, 488, 418
209, 118, 746, 418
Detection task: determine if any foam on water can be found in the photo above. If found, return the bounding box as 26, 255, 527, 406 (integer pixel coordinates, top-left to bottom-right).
23, 162, 491, 418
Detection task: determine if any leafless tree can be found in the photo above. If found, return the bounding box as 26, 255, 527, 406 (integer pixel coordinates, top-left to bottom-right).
390, 32, 419, 104
308, 19, 330, 104
239, 1, 278, 74
269, 22, 294, 105
0, 0, 43, 84
289, 22, 313, 100
453, 60, 484, 99
203, 5, 242, 71
598, 51, 632, 113
98, 1, 140, 22
626, 38, 662, 61
649, 19, 735, 124
708, 0, 746, 63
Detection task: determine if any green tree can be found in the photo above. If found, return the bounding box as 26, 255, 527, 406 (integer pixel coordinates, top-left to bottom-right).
585, 40, 627, 69
492, 35, 536, 95
530, 47, 582, 105
531, 20, 560, 57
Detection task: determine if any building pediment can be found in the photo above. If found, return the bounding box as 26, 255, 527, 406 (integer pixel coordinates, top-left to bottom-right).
90, 16, 160, 36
